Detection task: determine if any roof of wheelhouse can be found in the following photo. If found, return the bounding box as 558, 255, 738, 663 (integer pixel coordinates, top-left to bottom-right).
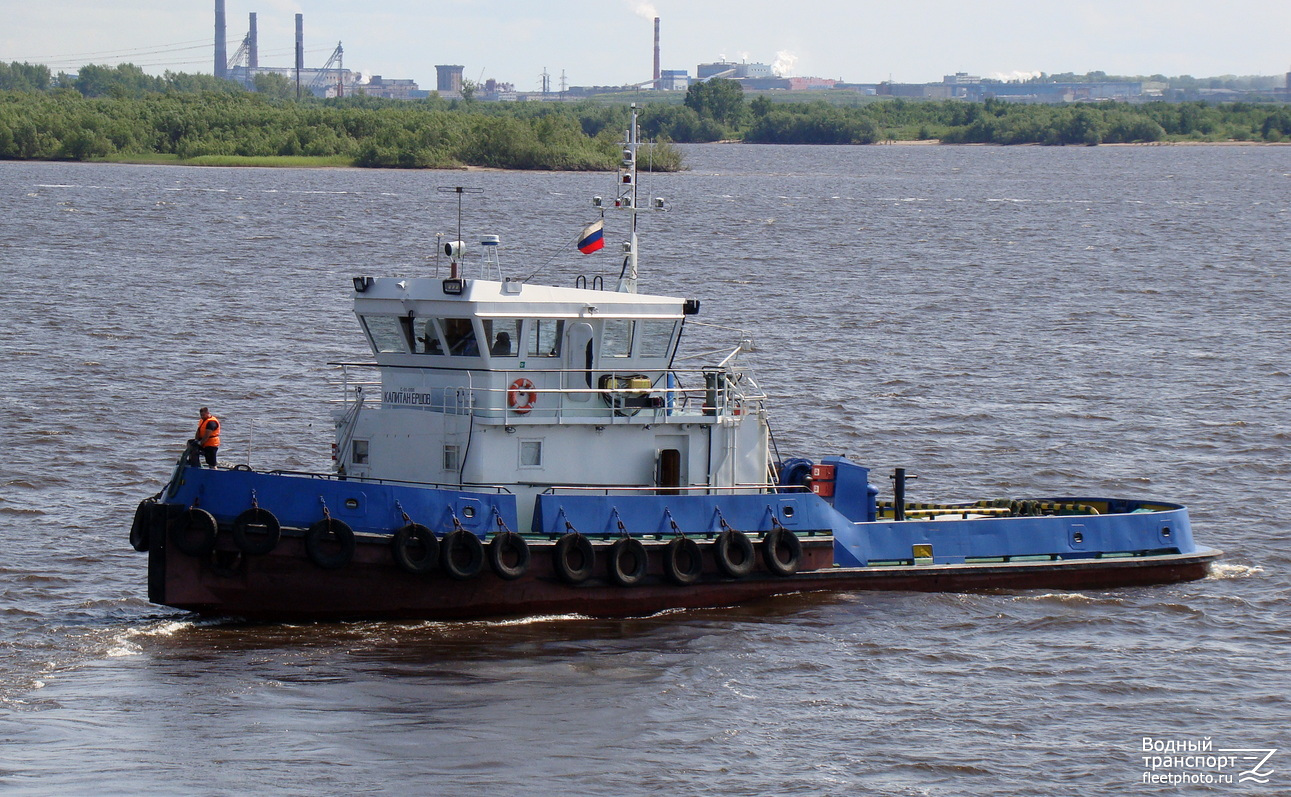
353, 276, 694, 320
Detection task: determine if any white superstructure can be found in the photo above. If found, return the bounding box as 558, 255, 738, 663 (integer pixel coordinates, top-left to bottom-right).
333, 109, 772, 530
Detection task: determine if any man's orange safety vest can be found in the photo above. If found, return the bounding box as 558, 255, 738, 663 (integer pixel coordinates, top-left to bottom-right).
196, 415, 221, 448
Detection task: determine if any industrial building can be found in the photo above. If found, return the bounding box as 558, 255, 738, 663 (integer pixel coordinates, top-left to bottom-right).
214, 1, 420, 99
435, 65, 465, 96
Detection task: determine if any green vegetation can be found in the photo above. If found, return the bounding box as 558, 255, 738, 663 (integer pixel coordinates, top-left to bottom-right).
0, 60, 682, 170
1, 61, 1288, 170
662, 81, 1291, 145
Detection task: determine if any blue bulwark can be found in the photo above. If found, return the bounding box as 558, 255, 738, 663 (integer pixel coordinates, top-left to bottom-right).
830, 502, 1195, 568
166, 468, 518, 537
531, 491, 838, 538
821, 456, 878, 522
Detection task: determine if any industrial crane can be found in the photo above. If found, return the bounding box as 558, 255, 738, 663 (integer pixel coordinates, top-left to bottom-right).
307, 42, 344, 97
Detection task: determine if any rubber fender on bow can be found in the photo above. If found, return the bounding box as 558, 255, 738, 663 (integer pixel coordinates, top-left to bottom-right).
231, 507, 281, 556
170, 507, 218, 557
554, 532, 595, 584
663, 536, 703, 586
305, 517, 355, 569
607, 537, 648, 587
488, 531, 530, 580
130, 500, 154, 552
392, 523, 439, 574
760, 528, 802, 577
713, 529, 755, 578
441, 529, 485, 580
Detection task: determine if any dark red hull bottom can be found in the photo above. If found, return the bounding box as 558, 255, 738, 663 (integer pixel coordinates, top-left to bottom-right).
147, 527, 1221, 622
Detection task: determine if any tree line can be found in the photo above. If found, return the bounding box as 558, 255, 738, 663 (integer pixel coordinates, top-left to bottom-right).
0, 61, 684, 170
2, 61, 1289, 169
663, 80, 1291, 145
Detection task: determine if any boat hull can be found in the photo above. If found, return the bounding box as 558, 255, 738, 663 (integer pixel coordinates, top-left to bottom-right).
143, 520, 1220, 621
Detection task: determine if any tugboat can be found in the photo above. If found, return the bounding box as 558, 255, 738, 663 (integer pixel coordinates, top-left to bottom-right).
129, 109, 1220, 621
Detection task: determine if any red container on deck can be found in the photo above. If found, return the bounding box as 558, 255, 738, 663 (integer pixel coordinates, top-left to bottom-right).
809, 463, 836, 497
810, 464, 836, 480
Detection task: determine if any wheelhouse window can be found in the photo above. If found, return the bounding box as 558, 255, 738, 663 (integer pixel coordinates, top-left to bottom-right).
602, 319, 633, 358
482, 319, 521, 357
415, 318, 445, 354
637, 320, 677, 359
525, 319, 563, 358
362, 315, 409, 353
441, 318, 480, 356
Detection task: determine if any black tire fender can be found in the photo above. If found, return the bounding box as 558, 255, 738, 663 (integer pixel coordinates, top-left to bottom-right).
129, 500, 153, 552
761, 527, 802, 577
305, 517, 355, 569
663, 536, 703, 586
392, 523, 438, 574
231, 507, 281, 556
554, 532, 595, 584
488, 531, 530, 580
170, 507, 218, 557
441, 528, 485, 580
607, 537, 648, 587
713, 529, 755, 578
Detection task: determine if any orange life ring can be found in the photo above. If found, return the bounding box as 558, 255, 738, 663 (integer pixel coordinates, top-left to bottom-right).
508, 378, 537, 414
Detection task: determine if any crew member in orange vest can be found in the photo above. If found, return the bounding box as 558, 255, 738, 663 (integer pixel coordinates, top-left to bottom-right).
188, 407, 221, 468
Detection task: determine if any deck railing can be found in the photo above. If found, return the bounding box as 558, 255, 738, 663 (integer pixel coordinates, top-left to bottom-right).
327, 359, 766, 425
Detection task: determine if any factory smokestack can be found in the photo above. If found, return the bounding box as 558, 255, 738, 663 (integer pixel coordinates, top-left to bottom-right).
653, 17, 661, 89
214, 0, 227, 79
248, 13, 258, 69
295, 14, 304, 72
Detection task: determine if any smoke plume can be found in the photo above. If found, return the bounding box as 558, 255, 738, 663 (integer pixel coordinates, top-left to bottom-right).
627, 1, 658, 20
772, 50, 798, 77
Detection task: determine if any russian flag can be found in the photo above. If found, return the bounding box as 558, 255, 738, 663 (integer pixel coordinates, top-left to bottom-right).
577, 220, 605, 254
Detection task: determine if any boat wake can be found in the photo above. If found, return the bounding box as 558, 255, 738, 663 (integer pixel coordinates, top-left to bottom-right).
1206, 563, 1263, 580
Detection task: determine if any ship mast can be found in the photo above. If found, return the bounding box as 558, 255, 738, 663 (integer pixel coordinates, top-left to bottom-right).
591, 104, 663, 294
614, 105, 642, 294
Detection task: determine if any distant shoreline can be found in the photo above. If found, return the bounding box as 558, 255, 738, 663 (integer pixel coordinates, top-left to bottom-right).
16, 137, 1284, 173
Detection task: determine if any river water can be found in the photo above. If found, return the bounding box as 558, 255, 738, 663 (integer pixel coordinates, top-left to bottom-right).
0, 143, 1287, 795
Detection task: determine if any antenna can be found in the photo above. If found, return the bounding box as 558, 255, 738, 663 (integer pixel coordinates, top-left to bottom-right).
436, 186, 483, 278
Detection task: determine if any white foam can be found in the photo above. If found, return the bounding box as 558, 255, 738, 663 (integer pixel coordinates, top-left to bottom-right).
1207, 563, 1263, 580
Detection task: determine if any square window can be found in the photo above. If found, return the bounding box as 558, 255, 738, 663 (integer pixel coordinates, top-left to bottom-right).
443, 444, 459, 471
602, 319, 633, 357
520, 440, 543, 467
352, 440, 370, 465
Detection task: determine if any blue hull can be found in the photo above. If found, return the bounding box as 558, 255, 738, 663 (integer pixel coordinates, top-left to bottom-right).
135, 459, 1216, 620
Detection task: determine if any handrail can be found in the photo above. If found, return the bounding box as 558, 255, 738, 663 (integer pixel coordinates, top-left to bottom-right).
543, 483, 806, 495
266, 468, 514, 493
327, 361, 768, 423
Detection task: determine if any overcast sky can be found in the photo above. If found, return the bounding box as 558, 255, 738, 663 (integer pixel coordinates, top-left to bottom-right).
5, 0, 1289, 89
